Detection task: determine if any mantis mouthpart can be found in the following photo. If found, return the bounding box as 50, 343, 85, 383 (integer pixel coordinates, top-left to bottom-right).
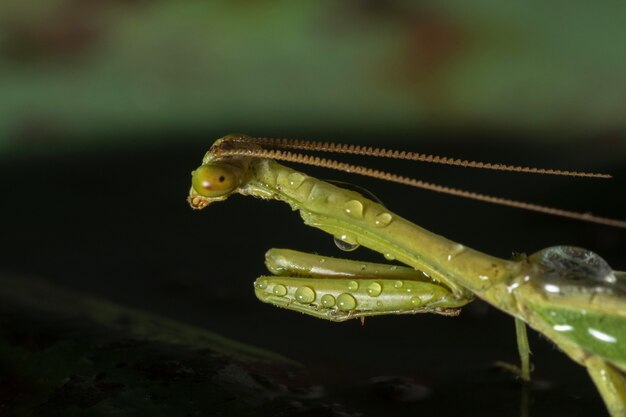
188, 134, 626, 417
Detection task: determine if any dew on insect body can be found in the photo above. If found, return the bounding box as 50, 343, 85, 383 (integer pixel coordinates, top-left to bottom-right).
446, 244, 466, 261
321, 294, 336, 307
384, 253, 396, 261
393, 280, 404, 289
347, 281, 359, 291
344, 200, 364, 219
256, 279, 269, 289
376, 301, 383, 308
374, 212, 393, 227
410, 296, 422, 307
531, 246, 624, 295
389, 266, 397, 271
366, 282, 383, 297
334, 234, 360, 252
273, 284, 287, 296
327, 180, 384, 205
287, 172, 306, 188
295, 286, 316, 304
553, 324, 574, 332
337, 293, 357, 311
588, 328, 617, 344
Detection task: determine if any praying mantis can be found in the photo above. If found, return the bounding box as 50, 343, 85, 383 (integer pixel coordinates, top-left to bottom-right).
187, 134, 626, 416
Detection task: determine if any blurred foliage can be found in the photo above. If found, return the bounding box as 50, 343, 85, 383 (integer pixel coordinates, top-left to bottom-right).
1, 1, 626, 155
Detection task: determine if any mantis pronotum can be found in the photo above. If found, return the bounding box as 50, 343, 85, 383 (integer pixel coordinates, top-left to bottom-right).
188, 134, 626, 416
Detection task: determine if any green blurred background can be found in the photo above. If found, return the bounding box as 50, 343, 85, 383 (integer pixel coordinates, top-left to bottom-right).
1, 0, 626, 154
1, 2, 625, 416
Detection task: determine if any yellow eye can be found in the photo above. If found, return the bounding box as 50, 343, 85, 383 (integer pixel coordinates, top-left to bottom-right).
191, 163, 241, 197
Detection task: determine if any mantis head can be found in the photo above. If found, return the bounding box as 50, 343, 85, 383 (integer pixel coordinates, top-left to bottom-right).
188, 161, 245, 209
187, 135, 256, 209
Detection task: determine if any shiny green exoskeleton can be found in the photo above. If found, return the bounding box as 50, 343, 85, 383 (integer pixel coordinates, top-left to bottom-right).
188, 134, 626, 416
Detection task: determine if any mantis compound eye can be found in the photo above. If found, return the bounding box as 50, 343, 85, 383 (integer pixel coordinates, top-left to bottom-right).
191, 163, 241, 197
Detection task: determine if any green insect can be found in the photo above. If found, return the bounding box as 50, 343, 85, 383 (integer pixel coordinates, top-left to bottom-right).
188, 134, 626, 416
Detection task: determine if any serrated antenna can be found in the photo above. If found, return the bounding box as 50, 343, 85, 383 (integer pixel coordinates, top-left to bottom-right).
213, 144, 626, 229
224, 136, 611, 179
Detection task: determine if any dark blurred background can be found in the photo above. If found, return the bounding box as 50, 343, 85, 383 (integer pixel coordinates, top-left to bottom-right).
1, 2, 625, 416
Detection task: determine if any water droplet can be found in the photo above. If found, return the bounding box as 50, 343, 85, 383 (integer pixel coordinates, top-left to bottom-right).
389, 266, 397, 271
366, 282, 382, 297
410, 296, 422, 306
447, 244, 466, 261
374, 212, 393, 227
288, 172, 306, 188
256, 279, 268, 289
344, 200, 364, 219
337, 293, 357, 311
348, 281, 359, 291
533, 246, 621, 290
588, 328, 617, 343
376, 301, 383, 308
334, 235, 360, 252
384, 253, 396, 261
321, 294, 336, 307
553, 324, 574, 332
360, 264, 367, 271
393, 280, 404, 289
295, 286, 316, 304
319, 258, 326, 264
326, 180, 384, 206
273, 284, 287, 296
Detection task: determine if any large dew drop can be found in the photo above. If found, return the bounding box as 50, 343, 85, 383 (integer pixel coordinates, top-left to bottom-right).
337, 293, 357, 311
321, 294, 336, 307
273, 284, 287, 296
348, 280, 359, 291
532, 246, 621, 293
344, 200, 364, 219
295, 286, 316, 304
366, 282, 383, 297
334, 235, 360, 252
374, 212, 393, 227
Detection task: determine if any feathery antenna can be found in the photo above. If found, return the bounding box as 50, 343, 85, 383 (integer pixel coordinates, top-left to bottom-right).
225, 136, 611, 179
212, 137, 624, 228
